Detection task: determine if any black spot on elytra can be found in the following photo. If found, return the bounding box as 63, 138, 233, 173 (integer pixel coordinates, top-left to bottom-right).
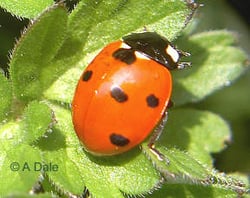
110, 86, 128, 103
112, 48, 136, 65
82, 70, 93, 81
110, 133, 130, 146
146, 94, 159, 108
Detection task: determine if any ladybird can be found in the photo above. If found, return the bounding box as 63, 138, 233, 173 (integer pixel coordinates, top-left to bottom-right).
72, 32, 190, 156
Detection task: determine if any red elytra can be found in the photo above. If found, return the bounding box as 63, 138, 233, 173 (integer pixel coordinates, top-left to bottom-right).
72, 32, 190, 156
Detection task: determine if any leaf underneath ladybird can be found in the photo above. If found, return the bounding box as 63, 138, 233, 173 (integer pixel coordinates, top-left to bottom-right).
38, 104, 160, 197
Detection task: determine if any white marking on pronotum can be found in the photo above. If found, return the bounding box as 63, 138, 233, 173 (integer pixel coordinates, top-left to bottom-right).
135, 51, 150, 60
120, 42, 131, 49
166, 45, 179, 63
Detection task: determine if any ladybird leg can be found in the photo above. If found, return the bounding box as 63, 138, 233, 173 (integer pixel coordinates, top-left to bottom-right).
167, 99, 174, 109
148, 110, 170, 164
82, 187, 90, 198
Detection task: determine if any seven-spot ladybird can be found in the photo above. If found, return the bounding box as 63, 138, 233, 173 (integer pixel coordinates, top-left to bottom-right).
72, 32, 190, 156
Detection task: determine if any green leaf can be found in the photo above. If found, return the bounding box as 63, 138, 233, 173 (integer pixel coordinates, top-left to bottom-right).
0, 144, 42, 195
147, 183, 239, 198
45, 0, 195, 104
0, 121, 43, 195
37, 104, 159, 197
0, 73, 12, 121
172, 30, 248, 105
159, 108, 231, 166
141, 148, 246, 197
76, 151, 160, 197
141, 108, 246, 196
0, 0, 54, 18
21, 101, 55, 144
3, 193, 54, 198
44, 68, 81, 104
0, 121, 22, 147
69, 0, 193, 54
34, 104, 86, 196
9, 4, 68, 102
141, 146, 210, 182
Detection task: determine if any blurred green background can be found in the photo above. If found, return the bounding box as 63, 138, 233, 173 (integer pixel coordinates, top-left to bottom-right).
0, 0, 249, 174
193, 0, 250, 173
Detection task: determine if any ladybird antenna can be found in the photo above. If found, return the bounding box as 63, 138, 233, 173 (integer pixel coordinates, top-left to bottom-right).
176, 49, 191, 69
181, 51, 191, 57
177, 61, 192, 69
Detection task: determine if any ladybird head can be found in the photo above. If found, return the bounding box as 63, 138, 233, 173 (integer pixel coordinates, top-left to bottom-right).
122, 32, 191, 70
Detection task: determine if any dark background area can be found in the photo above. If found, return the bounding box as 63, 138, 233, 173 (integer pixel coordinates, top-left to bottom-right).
0, 0, 249, 174
228, 0, 250, 25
